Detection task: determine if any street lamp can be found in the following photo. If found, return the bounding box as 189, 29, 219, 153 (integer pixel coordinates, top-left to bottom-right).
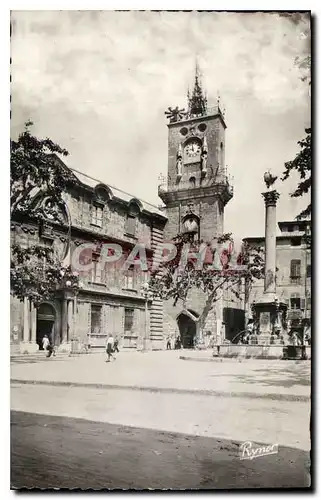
60, 267, 83, 354
140, 282, 153, 352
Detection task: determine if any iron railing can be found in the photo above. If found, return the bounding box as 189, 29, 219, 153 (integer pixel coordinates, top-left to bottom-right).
158, 174, 233, 194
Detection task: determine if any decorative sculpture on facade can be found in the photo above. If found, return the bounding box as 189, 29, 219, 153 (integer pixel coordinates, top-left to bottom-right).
176, 144, 183, 179
201, 136, 208, 175
164, 106, 187, 123
182, 202, 199, 239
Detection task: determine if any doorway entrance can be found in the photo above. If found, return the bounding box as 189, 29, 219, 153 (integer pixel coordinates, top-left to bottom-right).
177, 312, 197, 348
37, 303, 56, 349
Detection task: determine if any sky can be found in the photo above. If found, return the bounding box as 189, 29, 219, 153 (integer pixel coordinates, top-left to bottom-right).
11, 10, 311, 240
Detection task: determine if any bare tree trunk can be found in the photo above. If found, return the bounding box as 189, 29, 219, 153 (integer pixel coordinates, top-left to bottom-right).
196, 290, 217, 343
195, 277, 230, 344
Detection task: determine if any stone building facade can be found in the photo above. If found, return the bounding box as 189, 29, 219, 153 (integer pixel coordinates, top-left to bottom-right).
10, 160, 167, 354
159, 72, 234, 347
243, 219, 311, 338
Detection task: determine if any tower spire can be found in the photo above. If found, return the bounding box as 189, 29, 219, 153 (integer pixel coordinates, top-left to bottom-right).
187, 59, 207, 117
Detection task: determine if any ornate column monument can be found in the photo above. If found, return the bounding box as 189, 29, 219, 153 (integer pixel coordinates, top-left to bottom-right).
251, 173, 288, 345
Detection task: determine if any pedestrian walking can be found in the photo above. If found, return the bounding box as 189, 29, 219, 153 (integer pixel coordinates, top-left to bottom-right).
166, 337, 171, 350
174, 336, 182, 350
106, 335, 116, 362
114, 337, 119, 353
42, 335, 49, 355
47, 341, 56, 358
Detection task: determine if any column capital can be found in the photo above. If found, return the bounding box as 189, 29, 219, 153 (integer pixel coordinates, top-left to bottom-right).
262, 190, 280, 207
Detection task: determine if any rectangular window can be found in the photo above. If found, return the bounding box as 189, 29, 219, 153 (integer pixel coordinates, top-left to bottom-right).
290, 295, 301, 310
124, 266, 135, 290
124, 308, 134, 333
91, 304, 102, 334
125, 215, 136, 236
306, 264, 311, 278
290, 259, 301, 284
91, 260, 102, 283
91, 205, 103, 227
291, 238, 301, 247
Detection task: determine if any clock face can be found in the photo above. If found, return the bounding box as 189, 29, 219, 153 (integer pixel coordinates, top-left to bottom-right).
185, 140, 201, 158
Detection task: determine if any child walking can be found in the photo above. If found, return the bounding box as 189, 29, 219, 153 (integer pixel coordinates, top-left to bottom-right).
106, 335, 116, 362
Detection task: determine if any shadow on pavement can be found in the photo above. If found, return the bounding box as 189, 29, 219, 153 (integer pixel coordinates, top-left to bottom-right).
11, 410, 311, 490
235, 366, 311, 389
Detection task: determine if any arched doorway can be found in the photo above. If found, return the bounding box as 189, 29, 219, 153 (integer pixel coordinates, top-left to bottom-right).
177, 311, 197, 348
37, 303, 57, 349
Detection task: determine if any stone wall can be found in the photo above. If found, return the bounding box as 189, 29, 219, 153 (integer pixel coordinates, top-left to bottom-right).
64, 191, 153, 248
11, 176, 167, 354
167, 113, 226, 186
248, 238, 311, 319
163, 286, 221, 343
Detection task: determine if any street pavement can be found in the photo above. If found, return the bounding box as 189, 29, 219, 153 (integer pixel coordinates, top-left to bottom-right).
11, 382, 310, 451
10, 349, 311, 400
10, 351, 311, 489
11, 410, 310, 490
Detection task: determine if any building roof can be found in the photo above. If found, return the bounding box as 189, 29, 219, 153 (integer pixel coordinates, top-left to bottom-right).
243, 235, 300, 243
278, 220, 311, 231
243, 220, 311, 243
70, 167, 166, 220
51, 153, 166, 219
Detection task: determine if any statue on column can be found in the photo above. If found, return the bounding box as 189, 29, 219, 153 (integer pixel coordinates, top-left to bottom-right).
264, 171, 278, 190
176, 144, 183, 179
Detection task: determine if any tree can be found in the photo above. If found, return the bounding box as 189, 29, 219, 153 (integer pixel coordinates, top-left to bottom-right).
10, 121, 78, 305
148, 233, 264, 340
281, 127, 311, 221
281, 47, 311, 223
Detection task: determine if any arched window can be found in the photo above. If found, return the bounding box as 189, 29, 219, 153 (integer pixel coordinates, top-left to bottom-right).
38, 303, 56, 317
189, 177, 196, 189
125, 200, 141, 237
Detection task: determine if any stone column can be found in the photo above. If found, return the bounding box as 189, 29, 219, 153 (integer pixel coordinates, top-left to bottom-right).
61, 298, 68, 344
27, 302, 39, 353
30, 302, 37, 343
23, 297, 30, 342
262, 190, 280, 300
67, 299, 74, 342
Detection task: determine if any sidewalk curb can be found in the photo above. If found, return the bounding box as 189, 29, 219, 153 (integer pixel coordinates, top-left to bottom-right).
179, 356, 309, 363
10, 379, 310, 403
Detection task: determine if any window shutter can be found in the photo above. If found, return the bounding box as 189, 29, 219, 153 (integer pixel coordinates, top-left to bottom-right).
97, 207, 103, 226
126, 215, 136, 236
91, 206, 96, 225
290, 259, 301, 277
95, 262, 101, 283
300, 298, 306, 311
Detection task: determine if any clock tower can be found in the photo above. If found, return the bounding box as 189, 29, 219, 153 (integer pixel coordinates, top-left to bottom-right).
159, 69, 233, 242
158, 67, 234, 347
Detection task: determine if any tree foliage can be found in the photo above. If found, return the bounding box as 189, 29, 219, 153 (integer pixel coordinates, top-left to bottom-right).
11, 121, 78, 305
281, 127, 311, 221
11, 244, 78, 306
148, 233, 264, 337
11, 120, 74, 221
